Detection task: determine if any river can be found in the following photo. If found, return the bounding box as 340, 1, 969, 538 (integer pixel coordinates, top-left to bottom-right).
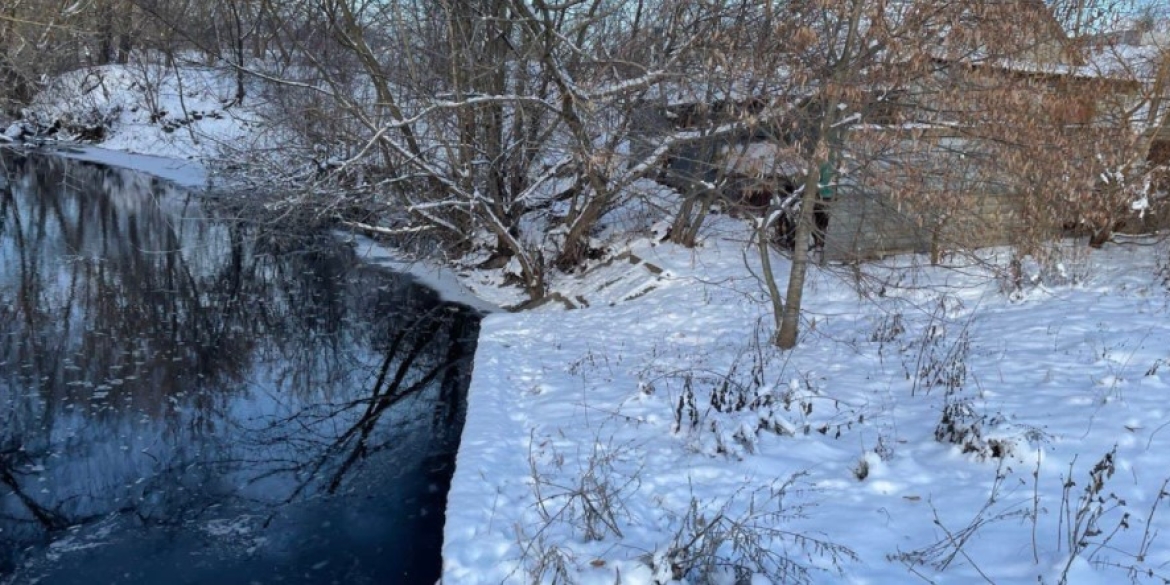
0, 150, 480, 584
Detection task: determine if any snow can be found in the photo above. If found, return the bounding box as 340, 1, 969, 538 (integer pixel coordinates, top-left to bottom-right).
23, 62, 256, 160
443, 219, 1170, 584
39, 144, 209, 188
6, 60, 266, 189
1081, 29, 1170, 81
342, 233, 501, 315
13, 59, 1170, 585
719, 142, 807, 179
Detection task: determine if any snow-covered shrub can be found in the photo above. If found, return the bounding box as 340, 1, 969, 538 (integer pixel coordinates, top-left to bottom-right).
527, 433, 639, 543
22, 100, 121, 142
1049, 448, 1170, 585
666, 358, 776, 456
651, 337, 851, 459
895, 449, 1170, 585
934, 399, 1015, 460
520, 441, 856, 584
896, 305, 1020, 459
914, 326, 969, 397
20, 67, 127, 140
652, 476, 856, 585
902, 298, 969, 397
512, 527, 577, 585
1001, 245, 1094, 298
890, 463, 1031, 575
907, 314, 1034, 460
869, 311, 905, 344
636, 322, 865, 458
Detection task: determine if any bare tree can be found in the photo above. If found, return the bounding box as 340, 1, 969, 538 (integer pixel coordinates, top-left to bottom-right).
743, 0, 1165, 346
8, 0, 1166, 347
713, 1, 990, 348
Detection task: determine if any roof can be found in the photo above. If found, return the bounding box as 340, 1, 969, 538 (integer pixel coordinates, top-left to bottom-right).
1079, 28, 1170, 82
718, 142, 806, 179
930, 0, 1080, 66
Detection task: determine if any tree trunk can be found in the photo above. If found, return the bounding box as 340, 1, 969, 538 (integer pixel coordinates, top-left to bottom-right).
670, 189, 712, 248
757, 214, 785, 338
775, 159, 822, 349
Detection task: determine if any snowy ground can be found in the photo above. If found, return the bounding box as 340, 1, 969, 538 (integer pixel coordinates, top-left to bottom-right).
442, 221, 1170, 585
17, 62, 257, 162
11, 62, 1170, 585
4, 62, 250, 187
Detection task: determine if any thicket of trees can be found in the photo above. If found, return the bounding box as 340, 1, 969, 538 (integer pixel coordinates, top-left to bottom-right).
2, 0, 1168, 348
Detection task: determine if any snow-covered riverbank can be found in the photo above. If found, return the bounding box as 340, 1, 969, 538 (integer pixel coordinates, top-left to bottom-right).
26, 144, 209, 188
442, 222, 1170, 584
5, 63, 511, 317
11, 62, 1170, 585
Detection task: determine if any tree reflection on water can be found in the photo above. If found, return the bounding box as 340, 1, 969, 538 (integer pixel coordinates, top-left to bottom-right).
0, 152, 479, 583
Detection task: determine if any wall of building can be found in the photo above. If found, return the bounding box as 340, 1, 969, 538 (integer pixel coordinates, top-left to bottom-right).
822, 183, 1023, 262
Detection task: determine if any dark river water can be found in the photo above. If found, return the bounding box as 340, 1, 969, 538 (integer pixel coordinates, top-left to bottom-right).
0, 150, 480, 584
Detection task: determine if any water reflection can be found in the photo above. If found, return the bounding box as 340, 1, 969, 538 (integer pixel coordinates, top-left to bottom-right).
0, 151, 479, 584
